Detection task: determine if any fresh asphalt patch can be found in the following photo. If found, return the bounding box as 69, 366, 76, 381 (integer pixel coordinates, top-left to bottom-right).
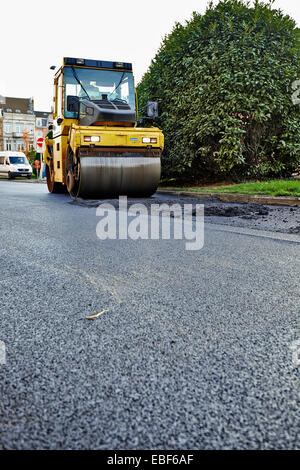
197, 203, 269, 218
70, 195, 300, 235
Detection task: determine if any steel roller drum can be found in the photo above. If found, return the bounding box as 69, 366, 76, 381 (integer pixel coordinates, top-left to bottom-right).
75, 154, 161, 198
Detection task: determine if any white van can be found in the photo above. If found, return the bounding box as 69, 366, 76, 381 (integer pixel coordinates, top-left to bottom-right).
0, 151, 32, 179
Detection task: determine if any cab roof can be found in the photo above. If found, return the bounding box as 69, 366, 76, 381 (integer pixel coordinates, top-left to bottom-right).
63, 57, 132, 71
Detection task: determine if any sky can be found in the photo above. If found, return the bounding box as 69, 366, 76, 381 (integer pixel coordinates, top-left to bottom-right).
1, 0, 299, 111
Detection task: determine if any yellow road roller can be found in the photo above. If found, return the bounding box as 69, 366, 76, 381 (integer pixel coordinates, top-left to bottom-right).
44, 57, 164, 198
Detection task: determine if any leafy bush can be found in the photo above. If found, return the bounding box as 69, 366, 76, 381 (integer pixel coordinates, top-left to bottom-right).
137, 0, 300, 181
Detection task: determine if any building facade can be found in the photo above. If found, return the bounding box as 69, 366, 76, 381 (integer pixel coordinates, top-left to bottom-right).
34, 111, 52, 147
0, 97, 35, 152
0, 107, 3, 151
0, 97, 53, 153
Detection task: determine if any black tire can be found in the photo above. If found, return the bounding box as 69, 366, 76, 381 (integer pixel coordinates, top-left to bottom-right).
46, 165, 65, 194
8, 172, 14, 180
66, 148, 80, 198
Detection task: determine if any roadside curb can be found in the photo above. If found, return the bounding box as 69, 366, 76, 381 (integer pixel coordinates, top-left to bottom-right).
0, 178, 46, 184
157, 190, 300, 207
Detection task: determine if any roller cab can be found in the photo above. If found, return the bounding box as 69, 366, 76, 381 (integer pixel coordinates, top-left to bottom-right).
45, 57, 164, 198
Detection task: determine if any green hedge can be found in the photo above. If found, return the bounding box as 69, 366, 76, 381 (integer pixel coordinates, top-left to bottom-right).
137, 0, 300, 181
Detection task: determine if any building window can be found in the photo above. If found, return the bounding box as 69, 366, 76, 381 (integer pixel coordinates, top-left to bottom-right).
6, 108, 12, 112
16, 140, 25, 151
15, 109, 21, 113
15, 123, 24, 133
6, 141, 12, 150
4, 123, 11, 134
41, 119, 47, 127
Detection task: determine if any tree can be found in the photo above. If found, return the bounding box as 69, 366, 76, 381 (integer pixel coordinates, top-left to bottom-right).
137, 0, 300, 181
22, 128, 30, 154
26, 147, 37, 167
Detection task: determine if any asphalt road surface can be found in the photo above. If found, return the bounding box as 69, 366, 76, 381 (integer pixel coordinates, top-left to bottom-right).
0, 180, 299, 450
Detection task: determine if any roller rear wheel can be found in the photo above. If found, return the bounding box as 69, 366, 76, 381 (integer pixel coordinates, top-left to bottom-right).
46, 164, 65, 194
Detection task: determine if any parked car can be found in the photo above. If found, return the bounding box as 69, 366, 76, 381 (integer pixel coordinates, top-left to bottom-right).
0, 151, 32, 179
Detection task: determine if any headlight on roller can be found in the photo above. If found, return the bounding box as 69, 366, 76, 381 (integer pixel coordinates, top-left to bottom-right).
142, 137, 157, 144
84, 136, 100, 142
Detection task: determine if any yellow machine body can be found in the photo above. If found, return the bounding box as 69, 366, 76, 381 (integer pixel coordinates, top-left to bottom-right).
45, 57, 164, 198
